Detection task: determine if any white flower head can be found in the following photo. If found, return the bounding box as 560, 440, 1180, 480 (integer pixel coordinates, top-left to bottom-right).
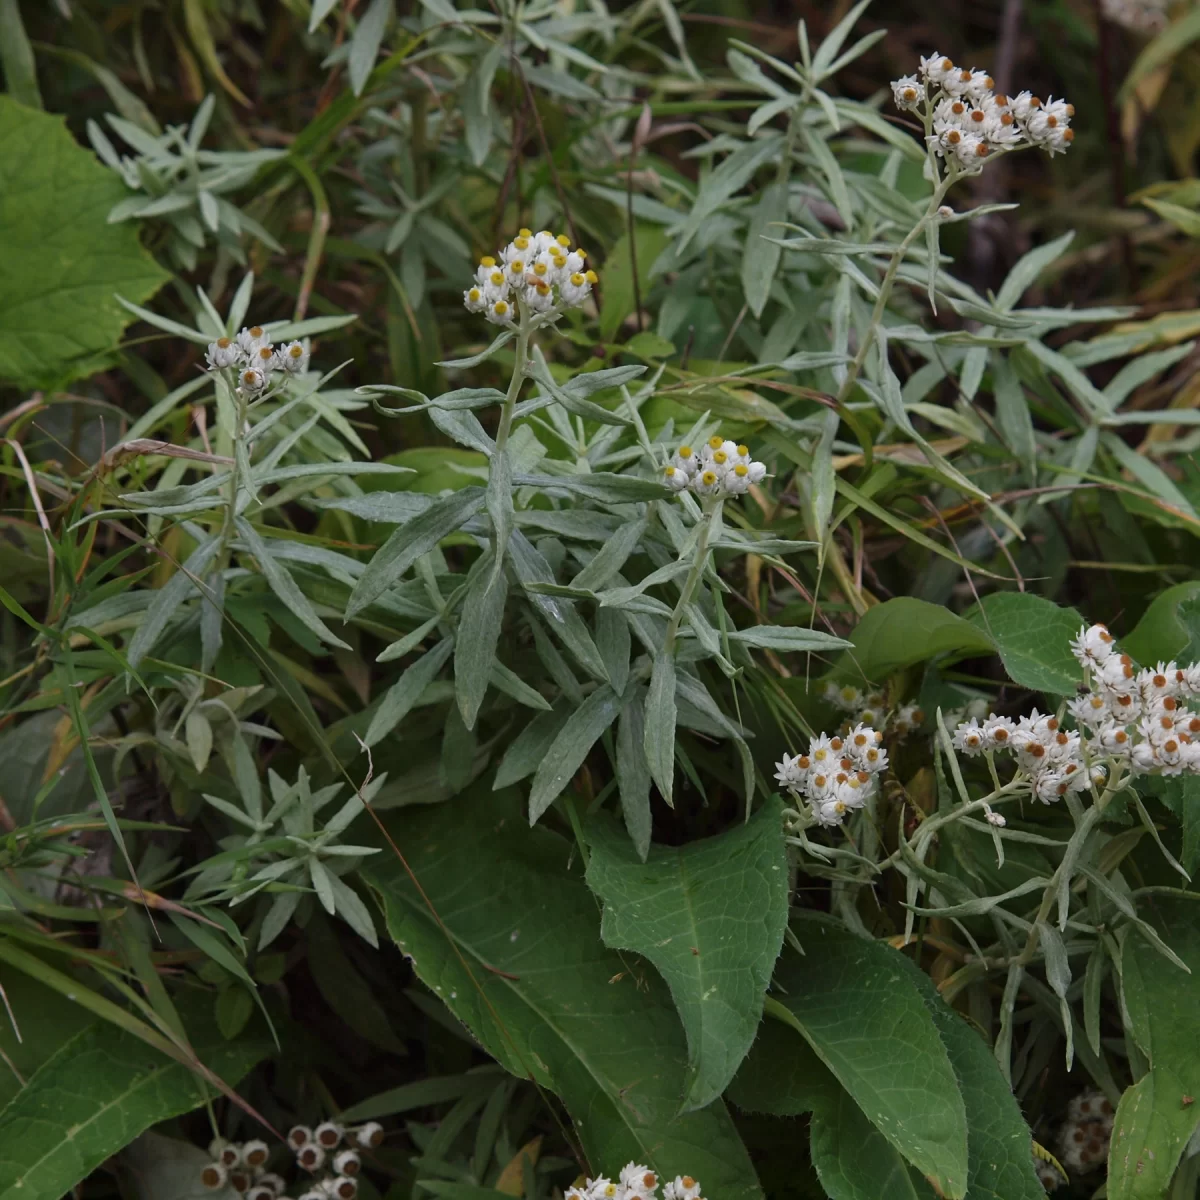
278, 339, 310, 374
918, 51, 956, 87
664, 1175, 703, 1200
892, 74, 924, 111
466, 231, 596, 320
663, 464, 690, 491
237, 365, 269, 392
206, 336, 242, 370
236, 325, 271, 356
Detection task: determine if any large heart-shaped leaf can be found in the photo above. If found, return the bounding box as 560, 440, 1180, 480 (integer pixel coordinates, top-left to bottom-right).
362, 788, 763, 1198
584, 797, 788, 1112
0, 97, 168, 388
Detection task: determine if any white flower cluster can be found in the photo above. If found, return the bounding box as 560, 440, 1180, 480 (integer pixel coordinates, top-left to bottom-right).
463, 228, 597, 326
200, 1122, 382, 1198
823, 681, 924, 739
565, 1163, 703, 1200
775, 725, 889, 827
955, 624, 1200, 789
1100, 0, 1168, 33
205, 323, 310, 392
663, 435, 767, 498
1057, 1090, 1114, 1175
891, 53, 1074, 167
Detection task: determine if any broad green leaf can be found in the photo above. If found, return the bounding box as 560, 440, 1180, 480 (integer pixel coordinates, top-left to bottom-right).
528, 686, 625, 823
455, 557, 507, 730
0, 1016, 267, 1200
0, 967, 93, 1109
1122, 582, 1200, 665
0, 97, 168, 388
347, 487, 486, 618
1109, 897, 1200, 1199
585, 797, 787, 1112
965, 593, 1085, 695
644, 652, 677, 806
776, 919, 968, 1198
826, 597, 993, 684
599, 225, 671, 342
363, 788, 764, 1199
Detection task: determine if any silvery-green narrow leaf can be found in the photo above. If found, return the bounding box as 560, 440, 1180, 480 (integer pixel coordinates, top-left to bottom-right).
464, 42, 504, 165
229, 732, 263, 823
676, 135, 783, 253
509, 532, 608, 682
440, 702, 476, 793
820, 26, 887, 79
727, 625, 850, 653
802, 127, 851, 226
1104, 432, 1197, 515
455, 556, 508, 730
644, 652, 677, 806
830, 274, 852, 388
263, 313, 358, 340
199, 568, 225, 673
347, 486, 486, 618
127, 534, 220, 669
494, 707, 569, 789
741, 180, 788, 319
809, 407, 839, 550
309, 0, 342, 32
1104, 340, 1195, 408
513, 471, 663, 505
310, 858, 336, 914
377, 614, 441, 663
1024, 340, 1111, 419
236, 518, 350, 650
1083, 941, 1105, 1057
325, 870, 378, 947
993, 356, 1037, 478
528, 686, 624, 825
348, 0, 393, 96
385, 209, 414, 255
528, 616, 583, 704
198, 188, 220, 233
1039, 922, 1074, 1067
184, 710, 213, 773
924, 216, 939, 314
260, 891, 300, 950
436, 329, 514, 369
489, 661, 551, 711
595, 608, 630, 698
995, 231, 1074, 310
429, 406, 494, 456
570, 517, 646, 592
486, 446, 513, 584
809, 0, 871, 78
959, 345, 989, 402
733, 735, 755, 816
526, 356, 632, 427
616, 692, 652, 861
364, 637, 454, 748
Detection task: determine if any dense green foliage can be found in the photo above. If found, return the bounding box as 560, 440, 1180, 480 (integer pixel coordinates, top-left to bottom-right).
4, 1, 1200, 1197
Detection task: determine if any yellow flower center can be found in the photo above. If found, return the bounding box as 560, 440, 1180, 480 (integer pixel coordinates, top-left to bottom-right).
469, 288, 481, 301
494, 301, 509, 314
701, 471, 717, 486
678, 445, 693, 458
556, 233, 571, 246
712, 450, 728, 465
570, 272, 585, 286
480, 255, 496, 267
518, 227, 532, 238
584, 270, 598, 283
734, 463, 748, 477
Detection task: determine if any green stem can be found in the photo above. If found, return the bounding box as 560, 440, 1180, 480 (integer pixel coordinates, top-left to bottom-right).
834, 173, 953, 409
664, 501, 718, 655
495, 308, 531, 453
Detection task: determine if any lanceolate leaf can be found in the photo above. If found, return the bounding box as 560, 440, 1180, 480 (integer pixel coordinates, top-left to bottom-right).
455, 559, 508, 730
0, 1017, 268, 1200
363, 788, 764, 1199
585, 797, 788, 1112
776, 919, 969, 1198
347, 487, 486, 618
643, 652, 677, 806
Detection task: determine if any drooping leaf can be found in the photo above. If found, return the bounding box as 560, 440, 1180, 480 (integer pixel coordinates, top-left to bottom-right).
585, 797, 788, 1111
363, 787, 764, 1199
643, 652, 677, 806
0, 97, 169, 388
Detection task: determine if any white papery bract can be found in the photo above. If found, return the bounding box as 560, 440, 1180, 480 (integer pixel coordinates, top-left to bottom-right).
894, 53, 1074, 171
954, 623, 1200, 803
463, 229, 598, 326
563, 1163, 694, 1200
776, 725, 888, 828
664, 433, 766, 500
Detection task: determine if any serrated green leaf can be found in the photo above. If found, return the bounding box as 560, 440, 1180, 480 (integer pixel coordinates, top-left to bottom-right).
0, 97, 169, 388
585, 797, 787, 1111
